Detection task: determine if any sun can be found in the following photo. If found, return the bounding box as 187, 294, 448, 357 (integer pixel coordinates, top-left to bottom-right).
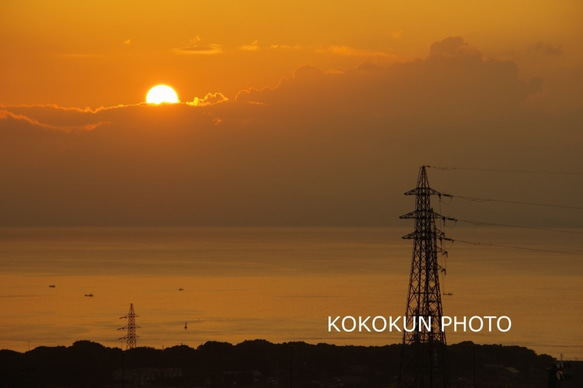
146, 84, 180, 104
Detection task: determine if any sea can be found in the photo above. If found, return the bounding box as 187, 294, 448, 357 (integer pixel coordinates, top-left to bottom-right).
0, 226, 581, 360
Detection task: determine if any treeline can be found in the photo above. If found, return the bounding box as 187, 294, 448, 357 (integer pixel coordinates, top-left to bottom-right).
0, 340, 573, 387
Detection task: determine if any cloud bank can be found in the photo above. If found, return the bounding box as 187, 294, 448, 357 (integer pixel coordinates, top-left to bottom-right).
0, 37, 581, 227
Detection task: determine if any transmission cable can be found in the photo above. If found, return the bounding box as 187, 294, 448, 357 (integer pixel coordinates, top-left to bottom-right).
441, 193, 583, 211
427, 165, 583, 176
455, 218, 583, 234
452, 239, 583, 256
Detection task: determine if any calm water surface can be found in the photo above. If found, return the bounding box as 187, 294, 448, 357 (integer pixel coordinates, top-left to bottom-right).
0, 227, 581, 359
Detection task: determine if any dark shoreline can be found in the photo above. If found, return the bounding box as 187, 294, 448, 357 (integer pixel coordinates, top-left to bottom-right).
1, 339, 580, 387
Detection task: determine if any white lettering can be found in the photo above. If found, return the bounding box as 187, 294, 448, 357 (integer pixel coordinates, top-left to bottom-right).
388, 316, 402, 332
454, 316, 466, 332
484, 316, 496, 332
469, 316, 484, 332
441, 316, 452, 331
342, 316, 357, 332
328, 316, 340, 332
359, 316, 371, 332
372, 316, 387, 332
327, 315, 511, 333
497, 316, 512, 332
403, 316, 417, 332
419, 316, 432, 332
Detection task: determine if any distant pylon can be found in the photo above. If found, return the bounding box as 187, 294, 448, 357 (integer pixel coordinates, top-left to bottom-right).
118, 303, 140, 350
398, 166, 455, 388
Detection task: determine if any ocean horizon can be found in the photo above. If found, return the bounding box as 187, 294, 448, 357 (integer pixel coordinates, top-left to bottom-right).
1, 226, 581, 359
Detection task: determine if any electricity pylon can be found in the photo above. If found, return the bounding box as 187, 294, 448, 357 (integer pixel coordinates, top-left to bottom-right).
119, 303, 140, 350
398, 166, 454, 388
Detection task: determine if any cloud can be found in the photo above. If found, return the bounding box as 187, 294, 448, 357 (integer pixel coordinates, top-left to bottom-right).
316, 45, 389, 58
239, 40, 260, 51
429, 36, 474, 57
187, 92, 229, 107
269, 44, 302, 51
174, 43, 222, 55
239, 37, 541, 118
531, 41, 562, 57
0, 108, 109, 132
0, 37, 580, 227
0, 109, 60, 130
237, 42, 304, 52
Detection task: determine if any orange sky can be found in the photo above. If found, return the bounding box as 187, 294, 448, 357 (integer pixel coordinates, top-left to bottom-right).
0, 1, 582, 227
2, 1, 582, 107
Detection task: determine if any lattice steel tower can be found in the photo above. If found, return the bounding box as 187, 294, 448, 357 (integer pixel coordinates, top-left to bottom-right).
398, 166, 453, 388
119, 303, 139, 350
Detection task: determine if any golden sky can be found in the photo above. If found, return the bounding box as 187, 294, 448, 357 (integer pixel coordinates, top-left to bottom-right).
0, 1, 582, 226
2, 1, 582, 106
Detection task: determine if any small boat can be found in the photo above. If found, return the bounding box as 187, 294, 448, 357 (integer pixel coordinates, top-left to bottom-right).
178, 288, 184, 291
84, 294, 94, 297
49, 284, 56, 288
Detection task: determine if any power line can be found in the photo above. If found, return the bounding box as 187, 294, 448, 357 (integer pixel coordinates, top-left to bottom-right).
452, 239, 583, 256
424, 166, 583, 210
420, 168, 583, 252
455, 218, 583, 234
444, 193, 583, 211
427, 165, 583, 176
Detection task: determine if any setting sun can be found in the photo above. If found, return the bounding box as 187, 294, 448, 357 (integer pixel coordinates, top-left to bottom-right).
146, 84, 179, 104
